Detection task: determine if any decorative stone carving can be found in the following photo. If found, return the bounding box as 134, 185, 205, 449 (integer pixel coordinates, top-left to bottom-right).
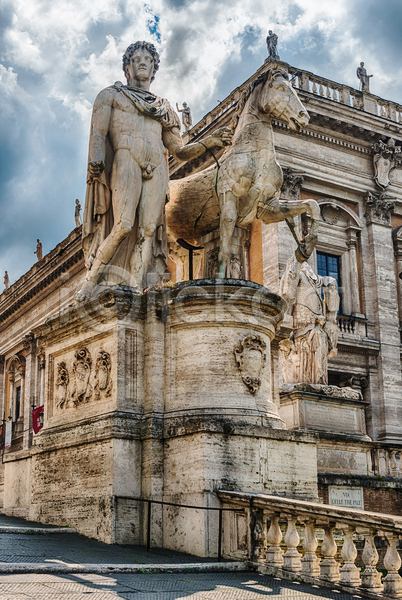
56, 362, 69, 409
364, 191, 395, 226
4, 271, 9, 290
320, 203, 341, 225
281, 167, 304, 201
77, 40, 233, 299
22, 332, 36, 355
372, 138, 402, 190
71, 348, 92, 406
234, 335, 267, 394
279, 382, 362, 401
36, 347, 46, 370
94, 351, 113, 400
207, 248, 243, 279
279, 256, 340, 385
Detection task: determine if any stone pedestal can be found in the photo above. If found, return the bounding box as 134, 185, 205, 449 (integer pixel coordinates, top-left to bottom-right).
9, 280, 319, 556
201, 227, 249, 279
279, 383, 370, 440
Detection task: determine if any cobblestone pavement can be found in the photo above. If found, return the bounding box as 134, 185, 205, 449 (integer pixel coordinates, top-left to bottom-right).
0, 514, 365, 599
0, 571, 364, 599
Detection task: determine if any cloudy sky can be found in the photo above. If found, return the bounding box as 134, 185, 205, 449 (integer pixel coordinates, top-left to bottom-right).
1, 0, 402, 284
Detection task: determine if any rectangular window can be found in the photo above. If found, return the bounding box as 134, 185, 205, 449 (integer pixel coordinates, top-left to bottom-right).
15, 386, 21, 421
317, 251, 342, 313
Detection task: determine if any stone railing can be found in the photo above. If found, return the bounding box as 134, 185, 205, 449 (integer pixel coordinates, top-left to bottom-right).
337, 314, 367, 337
219, 490, 402, 599
182, 61, 402, 147
288, 66, 402, 124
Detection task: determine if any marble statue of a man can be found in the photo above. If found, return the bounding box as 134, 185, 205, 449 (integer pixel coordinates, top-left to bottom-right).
279, 255, 340, 385
356, 62, 373, 92
78, 41, 232, 299
176, 102, 192, 132
266, 30, 280, 60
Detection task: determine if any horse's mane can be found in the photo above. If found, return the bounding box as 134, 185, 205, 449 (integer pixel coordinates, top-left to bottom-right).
230, 67, 287, 131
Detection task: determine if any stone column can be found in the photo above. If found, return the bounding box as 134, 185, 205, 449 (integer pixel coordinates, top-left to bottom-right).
22, 333, 36, 449
346, 229, 364, 317
364, 192, 402, 441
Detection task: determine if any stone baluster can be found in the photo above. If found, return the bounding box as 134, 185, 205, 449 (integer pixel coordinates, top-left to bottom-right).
319, 83, 324, 96
265, 513, 283, 567
300, 518, 320, 577
282, 515, 302, 572
319, 522, 339, 582
251, 507, 266, 563
360, 528, 383, 592
312, 81, 317, 94
339, 525, 361, 586
383, 532, 402, 597
326, 86, 331, 99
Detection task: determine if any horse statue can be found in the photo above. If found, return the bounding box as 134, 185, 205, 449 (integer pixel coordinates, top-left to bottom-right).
166, 65, 320, 277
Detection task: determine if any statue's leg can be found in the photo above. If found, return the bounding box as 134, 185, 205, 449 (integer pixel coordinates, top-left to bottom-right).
133, 161, 168, 288
76, 150, 141, 299
218, 191, 238, 278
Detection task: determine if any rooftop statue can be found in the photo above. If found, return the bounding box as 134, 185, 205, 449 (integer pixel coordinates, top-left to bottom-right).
34, 239, 43, 261
3, 271, 9, 290
266, 30, 280, 60
356, 62, 373, 92
279, 255, 340, 385
75, 199, 82, 227
77, 41, 232, 299
166, 65, 321, 276
176, 102, 192, 132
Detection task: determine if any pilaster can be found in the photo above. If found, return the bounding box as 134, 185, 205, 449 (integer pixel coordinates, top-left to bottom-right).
363, 192, 402, 441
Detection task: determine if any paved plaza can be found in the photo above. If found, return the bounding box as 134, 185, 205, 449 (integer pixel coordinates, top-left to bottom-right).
0, 514, 365, 599
0, 571, 365, 600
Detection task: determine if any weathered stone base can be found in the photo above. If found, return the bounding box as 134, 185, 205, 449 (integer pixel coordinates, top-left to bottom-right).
279, 383, 370, 440
0, 281, 320, 555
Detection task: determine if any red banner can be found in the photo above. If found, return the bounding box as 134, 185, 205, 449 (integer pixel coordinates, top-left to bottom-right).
32, 405, 44, 435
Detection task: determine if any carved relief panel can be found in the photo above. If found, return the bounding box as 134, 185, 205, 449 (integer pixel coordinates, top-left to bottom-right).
51, 340, 114, 415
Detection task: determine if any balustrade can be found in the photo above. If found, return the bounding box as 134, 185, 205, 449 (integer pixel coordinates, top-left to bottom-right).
219, 490, 402, 599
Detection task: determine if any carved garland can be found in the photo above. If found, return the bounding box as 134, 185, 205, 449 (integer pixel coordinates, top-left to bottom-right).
234, 335, 267, 394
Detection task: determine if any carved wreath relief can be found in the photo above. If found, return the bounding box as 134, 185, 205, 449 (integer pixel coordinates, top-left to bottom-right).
55, 347, 113, 411
234, 335, 267, 394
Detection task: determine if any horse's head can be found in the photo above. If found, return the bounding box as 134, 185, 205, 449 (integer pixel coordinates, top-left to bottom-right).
259, 68, 309, 132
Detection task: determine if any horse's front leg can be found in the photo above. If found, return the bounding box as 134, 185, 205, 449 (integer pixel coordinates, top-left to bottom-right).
219, 192, 238, 278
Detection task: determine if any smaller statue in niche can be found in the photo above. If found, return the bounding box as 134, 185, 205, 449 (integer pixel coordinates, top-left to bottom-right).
176, 102, 192, 132
34, 239, 43, 261
279, 255, 340, 385
74, 199, 82, 227
266, 30, 280, 60
3, 271, 9, 290
55, 362, 69, 409
356, 62, 373, 92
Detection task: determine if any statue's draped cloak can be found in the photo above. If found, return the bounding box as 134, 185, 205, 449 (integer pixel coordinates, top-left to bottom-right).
82, 83, 180, 280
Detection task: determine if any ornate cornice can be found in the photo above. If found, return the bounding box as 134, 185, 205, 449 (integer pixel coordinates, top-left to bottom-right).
364, 191, 395, 226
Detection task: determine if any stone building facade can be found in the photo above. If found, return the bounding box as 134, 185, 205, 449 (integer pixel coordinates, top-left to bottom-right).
1, 58, 402, 546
